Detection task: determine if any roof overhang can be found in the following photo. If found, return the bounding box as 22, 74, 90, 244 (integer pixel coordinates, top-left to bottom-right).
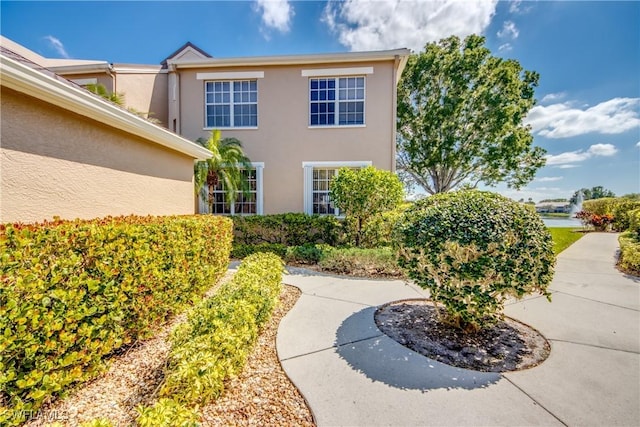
0, 54, 212, 161
168, 48, 411, 70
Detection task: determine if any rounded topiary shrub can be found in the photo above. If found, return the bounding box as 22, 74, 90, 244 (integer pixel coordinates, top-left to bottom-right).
394, 190, 555, 332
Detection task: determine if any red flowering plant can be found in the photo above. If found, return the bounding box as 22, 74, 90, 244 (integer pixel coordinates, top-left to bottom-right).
575, 211, 614, 231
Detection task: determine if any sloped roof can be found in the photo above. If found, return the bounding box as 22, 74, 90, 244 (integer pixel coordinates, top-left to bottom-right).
0, 41, 211, 161
161, 41, 212, 67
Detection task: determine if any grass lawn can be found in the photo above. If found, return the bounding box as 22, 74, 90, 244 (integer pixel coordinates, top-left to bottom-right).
549, 227, 584, 255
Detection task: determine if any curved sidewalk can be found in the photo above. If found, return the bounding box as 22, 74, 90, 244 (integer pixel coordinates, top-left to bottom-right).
276, 233, 640, 426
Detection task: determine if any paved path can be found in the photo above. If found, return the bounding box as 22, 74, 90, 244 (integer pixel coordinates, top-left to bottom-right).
276, 233, 640, 426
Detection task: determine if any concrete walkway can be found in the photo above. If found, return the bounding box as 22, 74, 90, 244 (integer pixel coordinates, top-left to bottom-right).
276, 233, 640, 426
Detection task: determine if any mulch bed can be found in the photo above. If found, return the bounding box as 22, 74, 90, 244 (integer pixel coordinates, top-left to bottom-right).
375, 299, 550, 372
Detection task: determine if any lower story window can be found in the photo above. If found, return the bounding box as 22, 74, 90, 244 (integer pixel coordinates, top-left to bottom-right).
302, 161, 372, 215
200, 163, 264, 215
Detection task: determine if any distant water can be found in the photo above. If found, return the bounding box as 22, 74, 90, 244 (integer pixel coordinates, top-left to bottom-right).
542, 217, 582, 228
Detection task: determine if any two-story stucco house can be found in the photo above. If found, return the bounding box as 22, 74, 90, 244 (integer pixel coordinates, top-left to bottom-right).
2, 37, 410, 217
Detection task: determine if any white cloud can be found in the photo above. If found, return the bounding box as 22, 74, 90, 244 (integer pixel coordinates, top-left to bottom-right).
497, 21, 519, 39
43, 35, 69, 58
509, 0, 532, 15
557, 164, 579, 169
323, 0, 498, 52
526, 97, 640, 138
537, 176, 563, 182
636, 141, 640, 148
254, 0, 294, 34
498, 43, 512, 52
540, 92, 567, 104
546, 143, 618, 166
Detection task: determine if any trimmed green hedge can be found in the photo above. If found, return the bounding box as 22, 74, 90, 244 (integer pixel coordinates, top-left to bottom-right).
140, 252, 283, 423
619, 232, 640, 274
231, 213, 343, 246
0, 215, 233, 425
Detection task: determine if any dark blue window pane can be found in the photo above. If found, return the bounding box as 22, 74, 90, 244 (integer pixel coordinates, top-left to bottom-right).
311, 103, 318, 113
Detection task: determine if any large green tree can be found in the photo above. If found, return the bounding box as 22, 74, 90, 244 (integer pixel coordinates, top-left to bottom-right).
194, 130, 252, 213
397, 34, 546, 194
330, 166, 404, 247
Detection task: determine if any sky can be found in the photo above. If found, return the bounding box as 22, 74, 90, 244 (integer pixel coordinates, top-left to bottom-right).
1, 0, 639, 202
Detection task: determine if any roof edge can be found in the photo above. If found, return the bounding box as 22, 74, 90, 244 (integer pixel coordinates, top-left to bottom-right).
0, 54, 212, 161
168, 48, 411, 69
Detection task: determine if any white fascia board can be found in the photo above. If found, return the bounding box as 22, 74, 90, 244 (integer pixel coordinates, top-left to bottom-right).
196, 71, 265, 80
0, 55, 212, 160
301, 67, 373, 77
170, 49, 411, 69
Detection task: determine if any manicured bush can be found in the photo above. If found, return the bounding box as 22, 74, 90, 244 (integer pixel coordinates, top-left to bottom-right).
0, 215, 233, 425
136, 398, 199, 427
231, 242, 288, 259
342, 203, 410, 248
231, 213, 343, 247
285, 243, 331, 265
330, 166, 404, 247
394, 191, 555, 332
581, 197, 640, 231
318, 247, 405, 277
629, 208, 640, 238
619, 232, 640, 274
156, 252, 284, 406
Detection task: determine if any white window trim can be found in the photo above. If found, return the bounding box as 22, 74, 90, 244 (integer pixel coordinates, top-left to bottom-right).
204, 79, 258, 129
308, 76, 366, 127
302, 161, 372, 215
197, 71, 265, 80
301, 67, 374, 77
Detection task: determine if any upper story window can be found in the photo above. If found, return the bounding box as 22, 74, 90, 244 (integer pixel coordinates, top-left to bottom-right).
205, 80, 257, 128
309, 77, 365, 126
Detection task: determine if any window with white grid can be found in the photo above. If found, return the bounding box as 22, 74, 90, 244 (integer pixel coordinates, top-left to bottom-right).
309, 76, 365, 126
205, 80, 257, 128
302, 161, 371, 215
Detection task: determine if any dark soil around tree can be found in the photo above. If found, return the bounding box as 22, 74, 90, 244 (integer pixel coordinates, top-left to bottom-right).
375, 300, 550, 373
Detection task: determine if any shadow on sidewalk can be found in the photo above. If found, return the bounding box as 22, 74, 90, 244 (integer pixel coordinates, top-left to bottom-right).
335, 307, 501, 392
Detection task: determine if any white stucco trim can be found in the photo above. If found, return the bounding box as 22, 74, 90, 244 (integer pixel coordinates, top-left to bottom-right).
301, 67, 374, 77
0, 55, 212, 160
196, 71, 265, 80
302, 161, 372, 215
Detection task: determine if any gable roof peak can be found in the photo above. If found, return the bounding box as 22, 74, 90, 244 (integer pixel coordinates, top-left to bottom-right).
161, 42, 212, 67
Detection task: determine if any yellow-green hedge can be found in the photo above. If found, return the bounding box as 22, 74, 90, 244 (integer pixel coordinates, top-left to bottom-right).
137, 252, 284, 425
619, 232, 640, 274
0, 215, 233, 425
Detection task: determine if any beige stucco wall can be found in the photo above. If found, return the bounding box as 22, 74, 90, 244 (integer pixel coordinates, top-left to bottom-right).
177, 60, 397, 214
0, 88, 195, 224
64, 72, 115, 93
115, 71, 169, 127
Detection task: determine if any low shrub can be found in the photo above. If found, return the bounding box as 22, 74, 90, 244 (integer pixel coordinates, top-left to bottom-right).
136, 398, 199, 427
285, 244, 331, 264
231, 213, 344, 247
619, 232, 640, 274
231, 242, 287, 259
629, 208, 640, 238
394, 191, 555, 332
581, 197, 640, 231
0, 215, 233, 425
154, 252, 284, 407
319, 247, 404, 277
343, 203, 410, 248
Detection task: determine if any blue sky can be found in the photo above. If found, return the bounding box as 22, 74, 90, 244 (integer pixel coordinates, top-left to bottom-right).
2, 0, 638, 202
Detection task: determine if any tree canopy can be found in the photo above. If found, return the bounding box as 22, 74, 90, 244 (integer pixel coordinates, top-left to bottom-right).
330, 166, 404, 247
194, 130, 252, 213
397, 34, 546, 194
